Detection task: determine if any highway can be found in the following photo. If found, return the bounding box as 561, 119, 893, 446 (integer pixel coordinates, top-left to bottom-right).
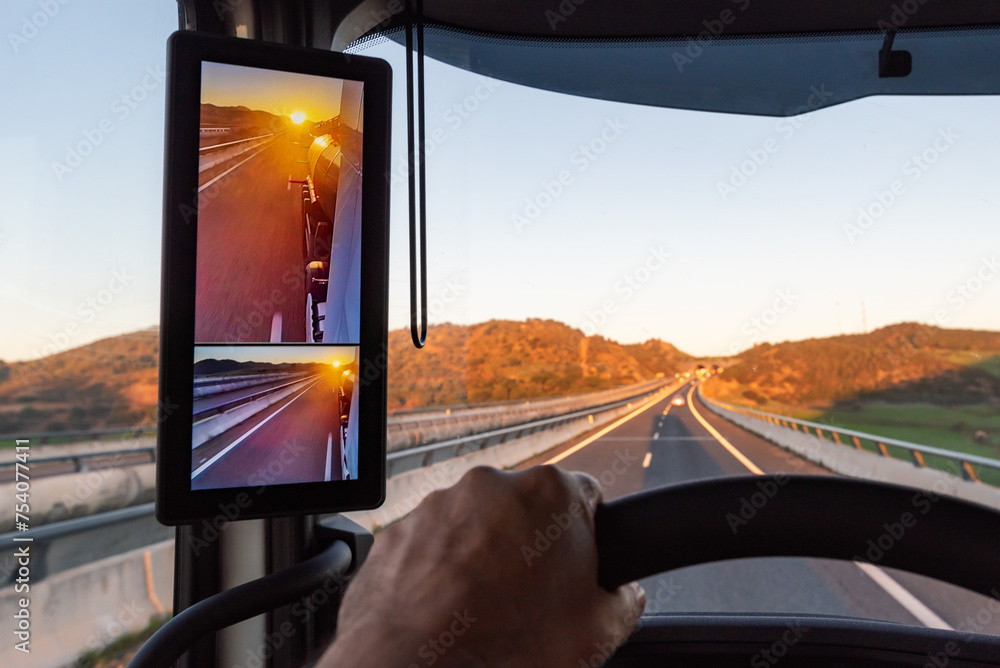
194, 131, 312, 344
531, 381, 1000, 634
192, 372, 343, 490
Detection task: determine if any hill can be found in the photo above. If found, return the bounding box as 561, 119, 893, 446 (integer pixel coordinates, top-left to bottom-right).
0, 328, 160, 435
386, 319, 692, 410
703, 323, 1000, 409
0, 320, 694, 434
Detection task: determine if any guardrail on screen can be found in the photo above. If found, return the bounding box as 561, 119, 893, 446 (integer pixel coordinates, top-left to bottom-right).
698, 391, 1000, 485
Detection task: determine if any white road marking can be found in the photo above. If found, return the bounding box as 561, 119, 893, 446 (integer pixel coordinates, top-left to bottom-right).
198, 143, 272, 193
642, 452, 652, 468
595, 436, 718, 442
685, 385, 765, 475
325, 432, 333, 482
653, 432, 659, 440
690, 386, 951, 631
544, 388, 673, 465
855, 562, 953, 630
287, 173, 291, 191
270, 312, 283, 343
191, 379, 320, 479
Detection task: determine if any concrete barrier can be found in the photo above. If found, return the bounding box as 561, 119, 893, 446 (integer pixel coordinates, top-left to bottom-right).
192, 378, 316, 449
0, 540, 173, 668
346, 387, 672, 530
386, 379, 669, 452
702, 399, 1000, 512
199, 135, 275, 173
0, 463, 156, 533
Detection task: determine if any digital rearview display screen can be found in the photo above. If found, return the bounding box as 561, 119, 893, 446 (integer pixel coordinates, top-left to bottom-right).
192, 61, 364, 490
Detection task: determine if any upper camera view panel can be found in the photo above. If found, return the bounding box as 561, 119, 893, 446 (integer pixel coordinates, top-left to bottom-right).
194, 61, 364, 345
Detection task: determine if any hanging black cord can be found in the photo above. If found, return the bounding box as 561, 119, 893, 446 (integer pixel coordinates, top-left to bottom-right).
406, 0, 428, 348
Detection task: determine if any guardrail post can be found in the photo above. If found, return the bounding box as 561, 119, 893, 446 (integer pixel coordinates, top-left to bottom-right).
832, 432, 842, 445
877, 442, 890, 457
911, 450, 926, 467
852, 436, 863, 450
815, 428, 824, 439
790, 423, 798, 431
961, 461, 981, 483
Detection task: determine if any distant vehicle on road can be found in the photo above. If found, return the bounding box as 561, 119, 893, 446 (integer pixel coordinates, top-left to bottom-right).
670, 396, 686, 407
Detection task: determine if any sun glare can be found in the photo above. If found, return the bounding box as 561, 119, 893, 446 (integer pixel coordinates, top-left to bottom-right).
290, 111, 306, 124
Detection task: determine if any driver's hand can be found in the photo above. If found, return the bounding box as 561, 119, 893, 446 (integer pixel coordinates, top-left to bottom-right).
318, 465, 645, 668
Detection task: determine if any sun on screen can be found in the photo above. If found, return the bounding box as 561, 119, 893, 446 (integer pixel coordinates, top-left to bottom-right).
290, 111, 306, 124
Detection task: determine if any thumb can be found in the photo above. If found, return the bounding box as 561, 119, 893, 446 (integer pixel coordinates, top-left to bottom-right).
605, 581, 645, 648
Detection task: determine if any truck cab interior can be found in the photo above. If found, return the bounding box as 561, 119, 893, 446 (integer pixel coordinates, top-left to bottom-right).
6, 1, 1000, 667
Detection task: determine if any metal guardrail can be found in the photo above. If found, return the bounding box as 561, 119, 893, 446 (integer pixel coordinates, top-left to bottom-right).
385, 384, 671, 477
0, 425, 156, 445
0, 503, 158, 586
0, 383, 673, 585
198, 132, 275, 152
385, 380, 670, 451
701, 392, 1000, 484
0, 447, 156, 483
0, 380, 671, 472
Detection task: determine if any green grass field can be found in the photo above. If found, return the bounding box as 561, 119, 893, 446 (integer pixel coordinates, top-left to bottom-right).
707, 385, 1000, 486
814, 402, 1000, 486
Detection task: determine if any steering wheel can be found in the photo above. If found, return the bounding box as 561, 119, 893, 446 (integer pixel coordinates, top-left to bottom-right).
130, 475, 1000, 668
595, 474, 1000, 667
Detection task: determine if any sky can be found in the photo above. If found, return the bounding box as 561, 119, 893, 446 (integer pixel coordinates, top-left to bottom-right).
1, 1, 998, 362
201, 61, 344, 124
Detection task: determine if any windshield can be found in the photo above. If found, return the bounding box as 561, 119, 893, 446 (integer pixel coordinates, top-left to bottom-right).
1, 8, 999, 666
351, 35, 1000, 632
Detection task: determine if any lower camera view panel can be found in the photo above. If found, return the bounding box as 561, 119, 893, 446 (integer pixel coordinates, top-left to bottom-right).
191, 344, 359, 491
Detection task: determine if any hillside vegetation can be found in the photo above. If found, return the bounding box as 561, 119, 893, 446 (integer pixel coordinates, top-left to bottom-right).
0, 328, 160, 435
0, 320, 692, 434
702, 323, 1000, 459
703, 323, 1000, 408
386, 319, 692, 410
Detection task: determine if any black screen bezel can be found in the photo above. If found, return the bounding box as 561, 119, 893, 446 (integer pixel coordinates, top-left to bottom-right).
156, 31, 390, 525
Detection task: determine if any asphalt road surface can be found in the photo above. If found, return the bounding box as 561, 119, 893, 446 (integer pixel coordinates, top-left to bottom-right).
530, 381, 1000, 635
195, 131, 312, 343
192, 372, 343, 490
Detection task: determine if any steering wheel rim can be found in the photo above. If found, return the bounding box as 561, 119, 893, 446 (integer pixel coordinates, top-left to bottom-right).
594, 474, 1000, 598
